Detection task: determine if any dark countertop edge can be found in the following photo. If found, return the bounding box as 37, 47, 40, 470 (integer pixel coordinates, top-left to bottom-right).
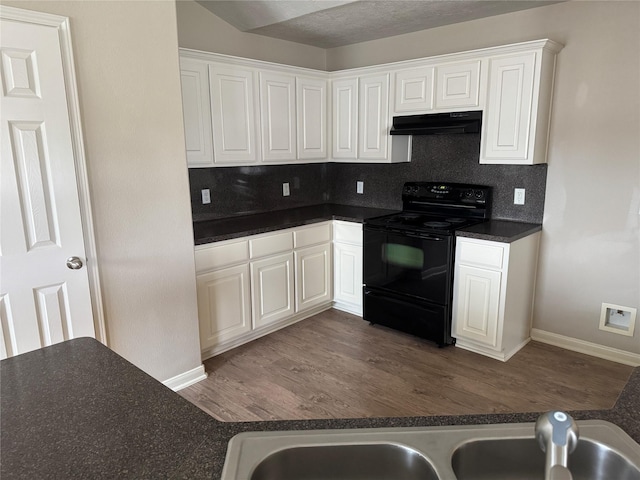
193, 204, 398, 245
457, 219, 542, 243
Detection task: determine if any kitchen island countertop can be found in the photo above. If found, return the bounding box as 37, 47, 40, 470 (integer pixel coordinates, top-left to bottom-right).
1, 338, 638, 479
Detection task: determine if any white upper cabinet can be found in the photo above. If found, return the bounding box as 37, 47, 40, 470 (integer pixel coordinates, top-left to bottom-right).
296, 76, 328, 160
331, 77, 359, 159
179, 57, 214, 168
358, 73, 390, 160
435, 60, 481, 110
394, 66, 434, 113
260, 72, 297, 162
209, 63, 259, 165
180, 39, 561, 166
480, 42, 561, 165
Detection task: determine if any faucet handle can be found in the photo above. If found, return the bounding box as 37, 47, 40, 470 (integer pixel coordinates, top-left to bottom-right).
535, 411, 579, 453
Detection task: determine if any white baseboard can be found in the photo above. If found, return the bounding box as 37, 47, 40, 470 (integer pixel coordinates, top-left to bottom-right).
531, 328, 640, 367
162, 364, 207, 391
332, 301, 362, 317
201, 302, 333, 361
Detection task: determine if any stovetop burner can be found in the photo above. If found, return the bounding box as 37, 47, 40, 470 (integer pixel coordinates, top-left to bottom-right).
365, 182, 493, 235
423, 221, 452, 228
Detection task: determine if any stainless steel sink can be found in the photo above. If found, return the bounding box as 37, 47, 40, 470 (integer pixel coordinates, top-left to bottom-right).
221, 420, 640, 480
452, 437, 640, 480
250, 444, 438, 480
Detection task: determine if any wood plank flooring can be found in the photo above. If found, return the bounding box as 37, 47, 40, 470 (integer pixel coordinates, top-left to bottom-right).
178, 309, 633, 422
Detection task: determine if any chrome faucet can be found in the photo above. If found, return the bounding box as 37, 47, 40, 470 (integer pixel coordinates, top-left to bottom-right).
535, 411, 579, 480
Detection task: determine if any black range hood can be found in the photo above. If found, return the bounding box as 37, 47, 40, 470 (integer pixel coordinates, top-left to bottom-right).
390, 111, 482, 135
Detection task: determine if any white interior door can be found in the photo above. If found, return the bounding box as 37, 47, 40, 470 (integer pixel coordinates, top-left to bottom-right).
1, 10, 96, 358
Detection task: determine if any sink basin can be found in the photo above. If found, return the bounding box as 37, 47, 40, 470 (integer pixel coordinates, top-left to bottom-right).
221, 420, 640, 480
452, 437, 640, 480
250, 444, 438, 480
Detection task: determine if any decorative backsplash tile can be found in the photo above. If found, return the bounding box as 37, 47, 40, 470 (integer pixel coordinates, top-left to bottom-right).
189, 133, 546, 223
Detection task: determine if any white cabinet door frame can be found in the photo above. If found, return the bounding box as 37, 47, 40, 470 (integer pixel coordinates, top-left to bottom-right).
481, 52, 536, 163
332, 77, 358, 159
394, 66, 434, 113
295, 243, 331, 312
197, 264, 251, 349
260, 72, 297, 162
251, 252, 295, 328
180, 57, 214, 167
296, 76, 327, 160
435, 60, 481, 110
454, 264, 501, 348
358, 73, 389, 160
209, 64, 259, 164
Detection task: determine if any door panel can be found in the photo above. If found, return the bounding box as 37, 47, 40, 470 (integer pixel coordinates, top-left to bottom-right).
1, 14, 95, 358
251, 253, 294, 328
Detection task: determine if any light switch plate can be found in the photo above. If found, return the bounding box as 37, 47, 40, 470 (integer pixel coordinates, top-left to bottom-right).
283, 183, 290, 197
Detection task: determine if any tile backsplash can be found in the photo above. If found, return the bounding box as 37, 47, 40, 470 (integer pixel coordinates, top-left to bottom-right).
189, 133, 547, 223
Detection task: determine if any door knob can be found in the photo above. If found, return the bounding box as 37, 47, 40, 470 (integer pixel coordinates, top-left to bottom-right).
66, 256, 84, 270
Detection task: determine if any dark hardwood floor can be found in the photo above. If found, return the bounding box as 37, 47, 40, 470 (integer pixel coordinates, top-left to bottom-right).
179, 309, 633, 422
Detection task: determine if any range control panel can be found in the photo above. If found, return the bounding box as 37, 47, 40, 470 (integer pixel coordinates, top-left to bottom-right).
402, 182, 491, 206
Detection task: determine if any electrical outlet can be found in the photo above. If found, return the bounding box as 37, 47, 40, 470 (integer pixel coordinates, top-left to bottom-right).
357, 181, 364, 194
201, 189, 211, 205
282, 182, 290, 197
514, 188, 525, 205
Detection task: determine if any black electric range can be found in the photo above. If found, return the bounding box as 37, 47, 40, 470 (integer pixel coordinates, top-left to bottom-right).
363, 182, 492, 346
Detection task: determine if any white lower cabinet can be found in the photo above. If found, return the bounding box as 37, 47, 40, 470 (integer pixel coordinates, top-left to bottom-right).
251, 252, 295, 328
332, 221, 363, 316
295, 244, 332, 312
452, 233, 540, 361
195, 222, 333, 359
196, 264, 251, 350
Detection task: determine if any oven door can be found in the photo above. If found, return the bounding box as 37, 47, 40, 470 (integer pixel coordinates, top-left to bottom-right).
364, 225, 453, 305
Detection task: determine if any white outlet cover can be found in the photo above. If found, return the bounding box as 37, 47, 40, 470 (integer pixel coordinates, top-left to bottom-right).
514, 188, 525, 205
283, 183, 290, 196
201, 189, 211, 204
357, 181, 364, 194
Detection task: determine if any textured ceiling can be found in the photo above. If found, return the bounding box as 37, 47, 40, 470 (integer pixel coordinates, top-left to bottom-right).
196, 0, 561, 48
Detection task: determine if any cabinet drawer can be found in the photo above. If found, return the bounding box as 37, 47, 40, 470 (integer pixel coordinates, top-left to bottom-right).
294, 222, 331, 248
457, 240, 505, 270
250, 231, 293, 258
333, 221, 362, 245
195, 240, 248, 272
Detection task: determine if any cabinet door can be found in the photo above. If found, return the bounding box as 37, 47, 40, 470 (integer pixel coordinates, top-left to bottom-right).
251, 253, 294, 328
394, 66, 434, 113
333, 242, 363, 311
359, 73, 389, 160
481, 52, 536, 164
331, 77, 358, 159
453, 264, 501, 348
209, 64, 259, 164
260, 72, 297, 162
296, 76, 327, 160
295, 243, 332, 312
179, 58, 214, 168
435, 60, 481, 109
196, 264, 251, 350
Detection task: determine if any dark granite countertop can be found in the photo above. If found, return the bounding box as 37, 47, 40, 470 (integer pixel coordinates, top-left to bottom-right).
193, 204, 398, 245
457, 219, 542, 243
2, 338, 638, 479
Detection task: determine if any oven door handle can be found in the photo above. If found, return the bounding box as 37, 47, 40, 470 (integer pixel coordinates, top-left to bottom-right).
402, 232, 445, 241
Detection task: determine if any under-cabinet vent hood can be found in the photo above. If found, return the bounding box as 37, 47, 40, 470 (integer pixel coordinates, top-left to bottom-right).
390, 111, 482, 135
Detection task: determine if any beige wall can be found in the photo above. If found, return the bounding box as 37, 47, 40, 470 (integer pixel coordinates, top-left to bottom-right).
176, 0, 326, 70
326, 1, 640, 355
2, 0, 203, 381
